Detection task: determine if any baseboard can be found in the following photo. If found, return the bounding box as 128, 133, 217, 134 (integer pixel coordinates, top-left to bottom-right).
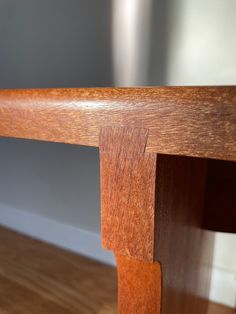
209, 266, 236, 308
0, 205, 115, 266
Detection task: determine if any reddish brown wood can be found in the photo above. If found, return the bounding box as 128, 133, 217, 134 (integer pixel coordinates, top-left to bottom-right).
100, 126, 214, 313
203, 159, 236, 233
116, 254, 162, 314
154, 154, 214, 314
0, 87, 233, 313
100, 126, 157, 261
0, 86, 235, 161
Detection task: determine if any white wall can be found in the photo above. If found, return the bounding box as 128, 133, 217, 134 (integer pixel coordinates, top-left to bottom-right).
166, 0, 236, 85
210, 234, 236, 307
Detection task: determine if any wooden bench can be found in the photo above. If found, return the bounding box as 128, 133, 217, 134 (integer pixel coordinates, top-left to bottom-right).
0, 86, 235, 313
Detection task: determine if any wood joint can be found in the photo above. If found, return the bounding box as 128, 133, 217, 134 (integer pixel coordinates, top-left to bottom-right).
99, 126, 157, 262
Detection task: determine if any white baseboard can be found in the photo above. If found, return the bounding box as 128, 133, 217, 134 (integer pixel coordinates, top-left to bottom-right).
0, 205, 115, 266
210, 266, 236, 308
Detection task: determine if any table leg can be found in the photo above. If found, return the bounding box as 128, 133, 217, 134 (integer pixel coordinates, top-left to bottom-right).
99, 126, 214, 314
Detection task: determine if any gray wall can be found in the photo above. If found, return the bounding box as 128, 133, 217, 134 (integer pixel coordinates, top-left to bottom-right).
0, 0, 112, 88
0, 0, 113, 234
0, 139, 101, 233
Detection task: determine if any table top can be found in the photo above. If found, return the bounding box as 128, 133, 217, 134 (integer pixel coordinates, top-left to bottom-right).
0, 86, 235, 161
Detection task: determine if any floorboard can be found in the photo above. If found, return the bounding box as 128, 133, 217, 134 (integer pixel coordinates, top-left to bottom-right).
0, 226, 234, 314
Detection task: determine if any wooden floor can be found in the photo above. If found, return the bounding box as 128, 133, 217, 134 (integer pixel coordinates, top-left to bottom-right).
0, 226, 234, 314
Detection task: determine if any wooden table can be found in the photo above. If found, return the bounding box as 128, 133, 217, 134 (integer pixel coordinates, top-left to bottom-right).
0, 86, 235, 314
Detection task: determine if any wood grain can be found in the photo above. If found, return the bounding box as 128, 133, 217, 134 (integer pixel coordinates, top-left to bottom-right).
0, 86, 234, 313
0, 86, 235, 161
116, 254, 161, 314
0, 227, 117, 314
100, 128, 215, 314
100, 126, 157, 261
155, 155, 215, 314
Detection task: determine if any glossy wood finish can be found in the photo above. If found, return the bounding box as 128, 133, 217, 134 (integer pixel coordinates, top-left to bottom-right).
0, 86, 235, 313
0, 227, 233, 314
155, 155, 214, 313
0, 86, 235, 161
100, 126, 157, 261
100, 125, 214, 313
116, 255, 161, 314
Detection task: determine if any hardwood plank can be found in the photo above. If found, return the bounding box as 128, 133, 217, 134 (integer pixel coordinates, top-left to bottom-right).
0, 86, 235, 161
0, 275, 70, 314
0, 227, 117, 314
208, 303, 236, 314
